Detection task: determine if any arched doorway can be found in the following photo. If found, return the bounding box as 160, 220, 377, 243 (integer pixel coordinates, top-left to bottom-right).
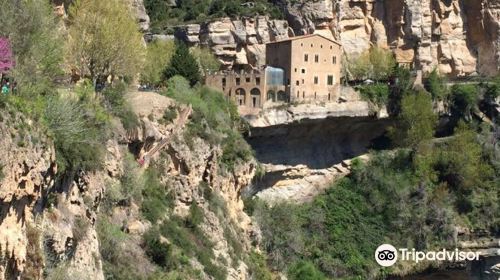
277, 90, 287, 102
267, 90, 276, 102
236, 88, 246, 106
250, 88, 261, 108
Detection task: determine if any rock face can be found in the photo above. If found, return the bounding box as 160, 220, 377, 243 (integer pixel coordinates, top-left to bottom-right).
175, 16, 292, 69
171, 0, 500, 76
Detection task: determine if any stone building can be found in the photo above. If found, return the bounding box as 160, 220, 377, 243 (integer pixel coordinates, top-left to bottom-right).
205, 34, 342, 112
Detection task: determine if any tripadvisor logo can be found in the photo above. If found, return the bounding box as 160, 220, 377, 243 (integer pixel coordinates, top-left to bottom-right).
374, 244, 481, 267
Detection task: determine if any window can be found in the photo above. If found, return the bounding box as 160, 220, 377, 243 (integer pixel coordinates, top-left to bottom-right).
256, 77, 260, 85
310, 44, 313, 47
304, 54, 308, 62
302, 79, 304, 84
315, 55, 319, 63
246, 77, 251, 83
327, 75, 334, 86
296, 80, 300, 86
333, 56, 337, 64
330, 45, 333, 50
294, 68, 297, 72
314, 92, 317, 99
320, 45, 323, 48
303, 91, 305, 98
297, 91, 299, 98
222, 78, 226, 87
314, 76, 319, 85
301, 68, 306, 74
236, 77, 241, 86
301, 43, 303, 47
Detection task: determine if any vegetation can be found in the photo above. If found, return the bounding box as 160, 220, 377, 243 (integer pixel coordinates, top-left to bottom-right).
191, 46, 222, 75
141, 40, 176, 88
0, 0, 63, 96
358, 83, 390, 106
424, 68, 448, 100
164, 42, 201, 86
164, 76, 253, 171
67, 0, 145, 88
347, 46, 396, 82
449, 84, 479, 121
389, 92, 437, 150
144, 0, 283, 32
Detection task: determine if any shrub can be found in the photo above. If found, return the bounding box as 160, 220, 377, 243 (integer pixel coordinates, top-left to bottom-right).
450, 84, 479, 120
143, 227, 174, 269
247, 252, 273, 280
102, 82, 140, 130
424, 68, 447, 100
359, 83, 390, 106
186, 201, 204, 228
288, 261, 326, 280
44, 93, 107, 172
141, 166, 174, 223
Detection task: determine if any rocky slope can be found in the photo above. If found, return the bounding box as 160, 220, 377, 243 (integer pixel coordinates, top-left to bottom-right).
0, 92, 259, 279
171, 0, 500, 77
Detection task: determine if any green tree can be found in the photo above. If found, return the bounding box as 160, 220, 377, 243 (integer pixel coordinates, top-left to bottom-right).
424, 68, 447, 100
288, 261, 326, 280
369, 46, 396, 81
141, 40, 175, 87
449, 84, 478, 120
164, 41, 201, 86
0, 0, 63, 96
191, 46, 221, 75
389, 92, 437, 150
67, 0, 145, 89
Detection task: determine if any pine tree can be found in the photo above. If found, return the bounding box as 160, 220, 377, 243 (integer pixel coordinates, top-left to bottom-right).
164, 41, 201, 86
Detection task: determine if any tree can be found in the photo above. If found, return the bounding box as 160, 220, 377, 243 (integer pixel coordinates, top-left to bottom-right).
164, 41, 200, 86
424, 68, 447, 100
389, 92, 437, 150
141, 40, 175, 87
449, 84, 478, 121
67, 0, 145, 89
191, 46, 221, 75
0, 0, 63, 96
369, 46, 396, 81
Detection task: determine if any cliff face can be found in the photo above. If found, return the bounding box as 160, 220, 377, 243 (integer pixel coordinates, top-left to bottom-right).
173, 0, 500, 77
0, 92, 258, 280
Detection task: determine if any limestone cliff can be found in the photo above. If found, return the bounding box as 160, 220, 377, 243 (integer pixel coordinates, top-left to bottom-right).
172, 0, 500, 77
0, 91, 259, 280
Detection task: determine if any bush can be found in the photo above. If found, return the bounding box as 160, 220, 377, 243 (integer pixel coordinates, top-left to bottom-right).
288, 261, 326, 280
141, 40, 175, 87
141, 166, 174, 223
359, 83, 390, 106
424, 68, 448, 100
144, 228, 174, 269
450, 84, 479, 120
102, 82, 140, 130
44, 92, 107, 173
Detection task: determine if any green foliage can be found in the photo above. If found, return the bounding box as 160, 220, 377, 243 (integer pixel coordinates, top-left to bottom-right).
358, 83, 390, 106
389, 92, 437, 150
141, 40, 176, 87
186, 202, 204, 228
348, 46, 395, 81
0, 0, 63, 96
255, 120, 498, 278
141, 166, 174, 223
161, 106, 178, 124
424, 68, 448, 100
247, 252, 273, 280
191, 46, 221, 75
144, 228, 175, 269
388, 65, 413, 116
164, 42, 201, 86
44, 88, 108, 173
102, 82, 140, 130
449, 84, 479, 120
67, 0, 145, 87
165, 77, 253, 171
484, 76, 500, 100
288, 261, 326, 280
145, 0, 283, 30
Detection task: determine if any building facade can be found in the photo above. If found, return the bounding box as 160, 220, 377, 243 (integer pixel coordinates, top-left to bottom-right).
205, 34, 342, 110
